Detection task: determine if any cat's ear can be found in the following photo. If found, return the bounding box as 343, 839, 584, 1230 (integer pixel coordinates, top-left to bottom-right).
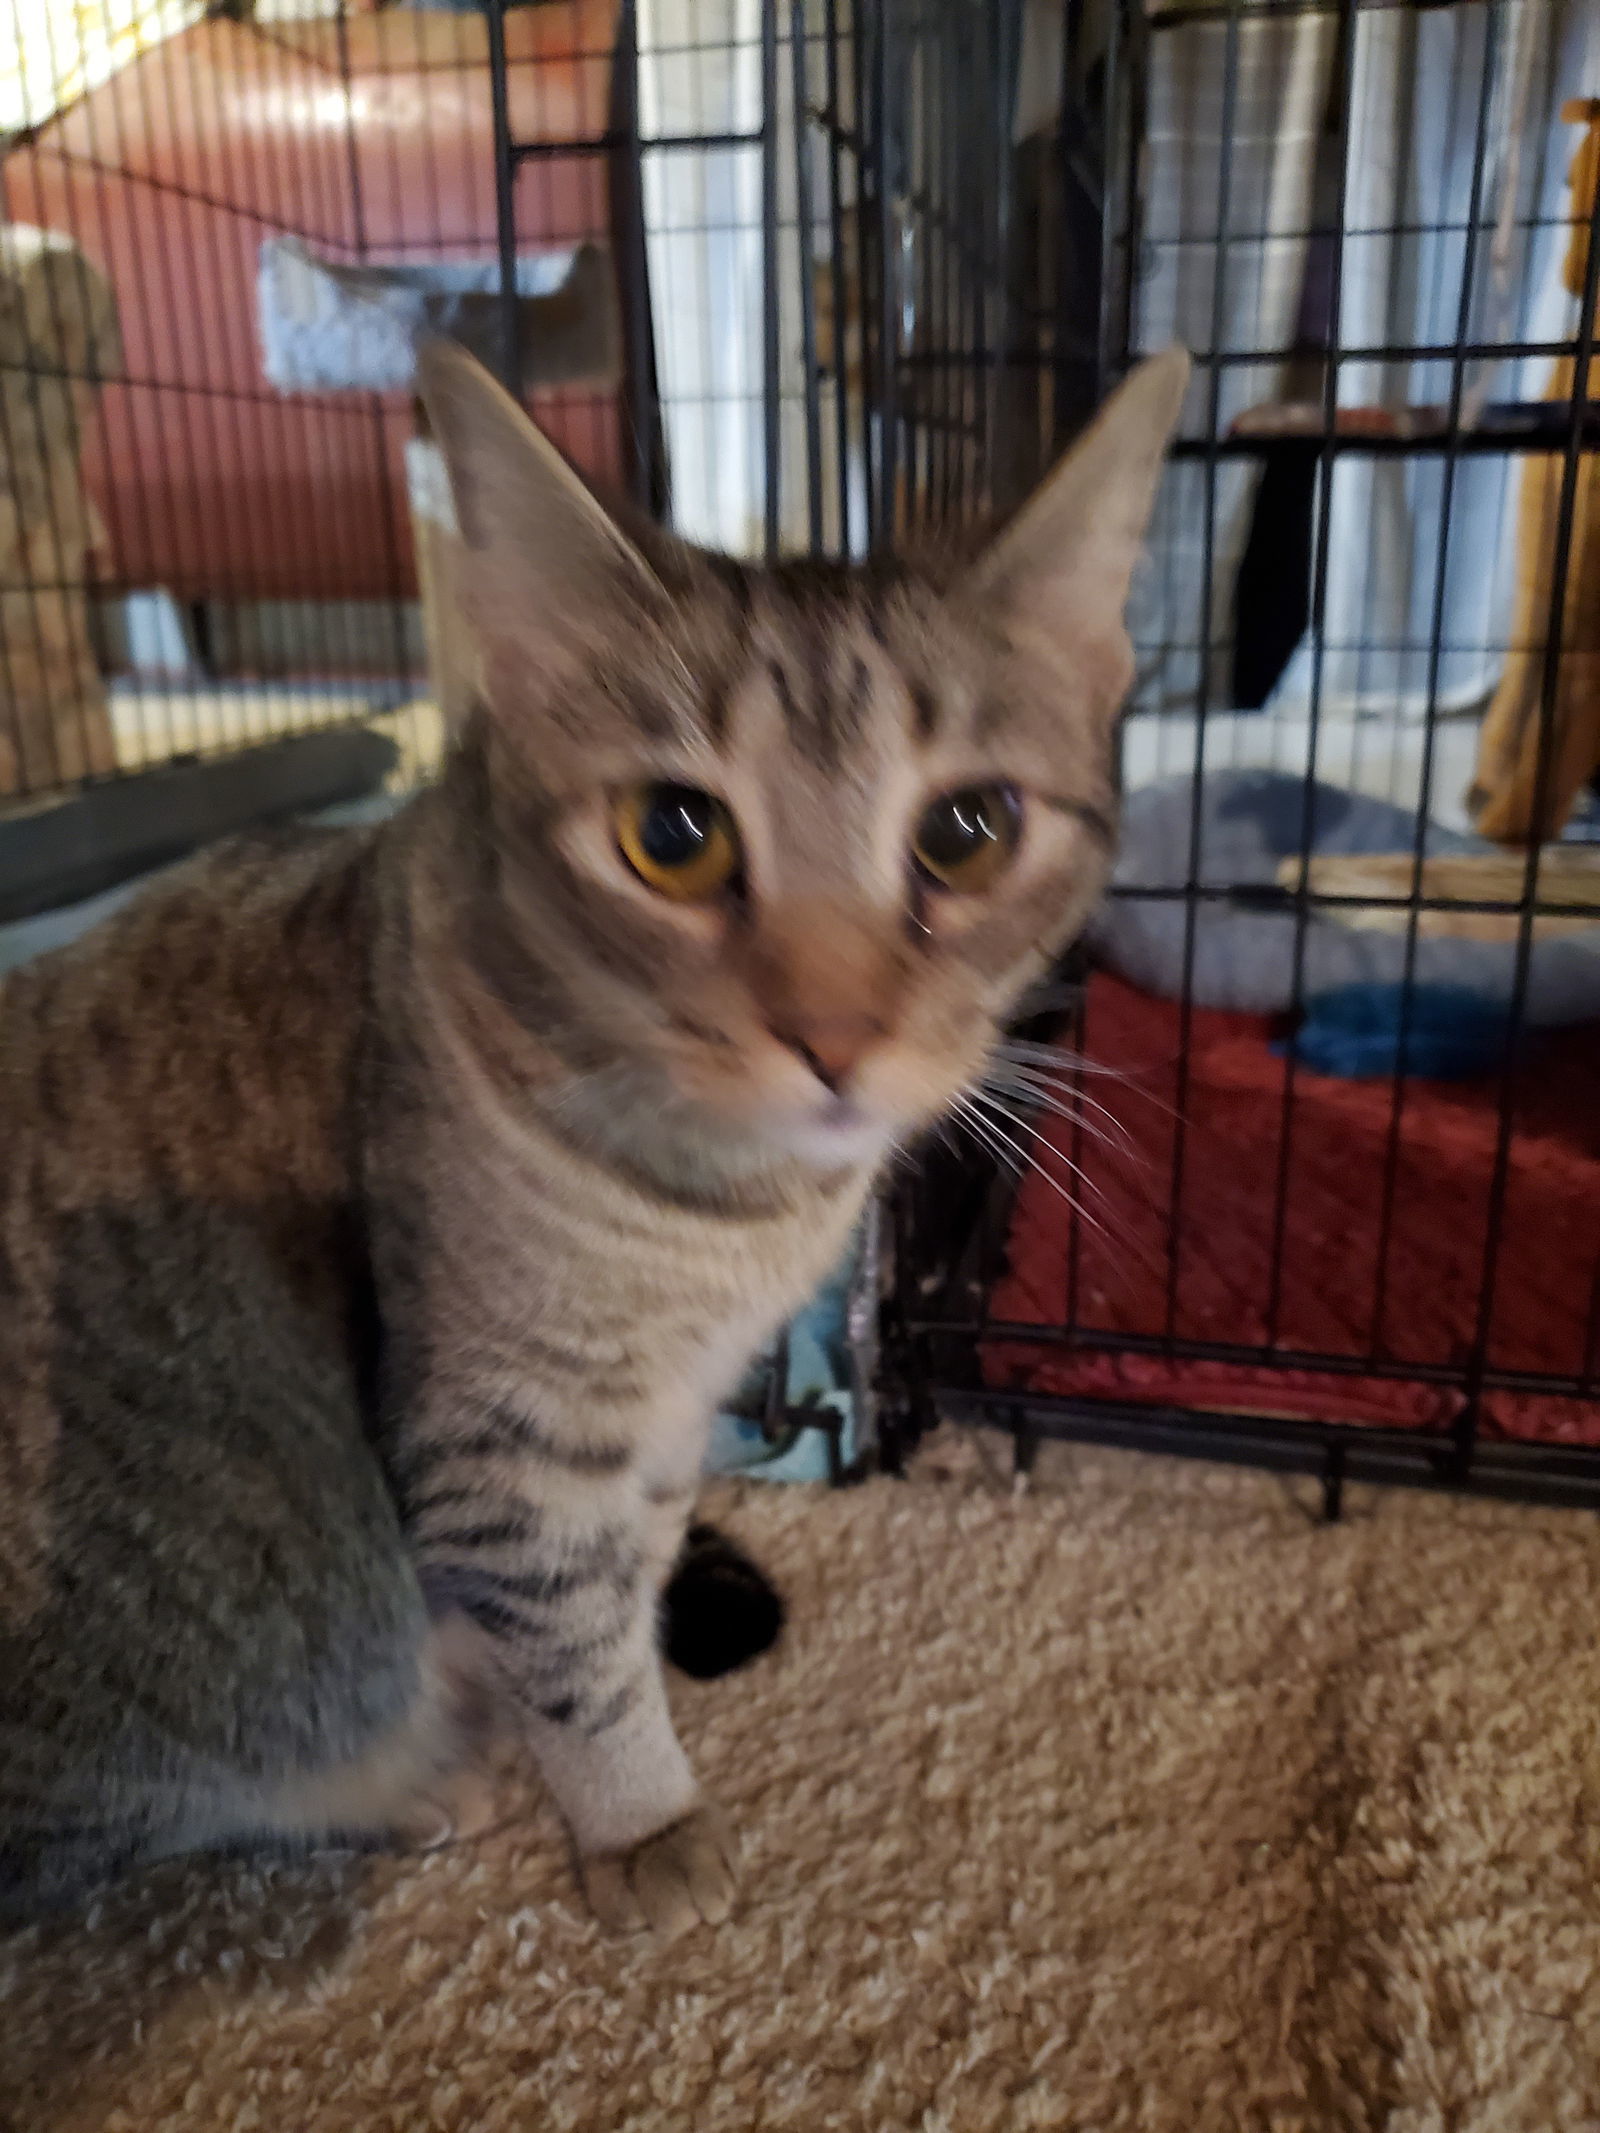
416, 337, 662, 650
964, 347, 1189, 706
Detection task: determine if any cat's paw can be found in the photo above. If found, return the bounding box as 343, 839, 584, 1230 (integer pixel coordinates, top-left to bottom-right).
392, 1764, 506, 1853
579, 1802, 739, 1938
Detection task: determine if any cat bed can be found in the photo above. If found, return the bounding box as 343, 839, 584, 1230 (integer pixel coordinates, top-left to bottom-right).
1093, 770, 1600, 1028
0, 728, 397, 930
985, 971, 1600, 1445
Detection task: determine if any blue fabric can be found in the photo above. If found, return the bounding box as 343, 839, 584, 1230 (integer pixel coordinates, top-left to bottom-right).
1279, 982, 1514, 1080
705, 1244, 858, 1483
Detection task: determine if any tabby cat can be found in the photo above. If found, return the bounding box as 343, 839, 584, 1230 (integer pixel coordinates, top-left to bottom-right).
0, 340, 1187, 1935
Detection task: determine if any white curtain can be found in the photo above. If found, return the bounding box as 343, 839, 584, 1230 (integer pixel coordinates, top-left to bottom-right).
637, 0, 837, 557
1127, 1, 1336, 717
1128, 0, 1599, 734
1269, 0, 1597, 726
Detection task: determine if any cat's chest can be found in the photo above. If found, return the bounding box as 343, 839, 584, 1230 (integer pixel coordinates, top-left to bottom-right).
419, 1116, 866, 1431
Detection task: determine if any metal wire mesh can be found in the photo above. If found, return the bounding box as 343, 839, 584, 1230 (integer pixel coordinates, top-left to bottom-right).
885, 0, 1600, 1510
2, 0, 1596, 1500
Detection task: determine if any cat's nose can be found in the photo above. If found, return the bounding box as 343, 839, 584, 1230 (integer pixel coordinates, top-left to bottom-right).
770, 1014, 885, 1094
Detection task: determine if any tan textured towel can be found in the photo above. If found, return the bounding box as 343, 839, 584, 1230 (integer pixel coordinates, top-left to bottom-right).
5, 1444, 1600, 2132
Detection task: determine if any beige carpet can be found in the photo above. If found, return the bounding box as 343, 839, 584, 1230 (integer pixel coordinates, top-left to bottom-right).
6, 1434, 1600, 2132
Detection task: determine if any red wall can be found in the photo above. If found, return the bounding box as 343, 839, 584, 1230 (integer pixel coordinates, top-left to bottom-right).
3, 6, 623, 603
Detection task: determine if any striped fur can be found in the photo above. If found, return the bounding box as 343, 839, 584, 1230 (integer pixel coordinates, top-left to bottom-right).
0, 346, 1185, 1934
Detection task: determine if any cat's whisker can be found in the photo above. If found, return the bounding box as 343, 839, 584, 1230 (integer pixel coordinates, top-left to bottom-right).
949, 1093, 1024, 1177
978, 1069, 1138, 1157
982, 1092, 1140, 1174
998, 1040, 1117, 1092
993, 1051, 1128, 1103
991, 1047, 1182, 1129
884, 1133, 929, 1179
988, 1055, 1159, 1141
985, 1063, 1129, 1131
966, 1089, 1171, 1285
983, 1097, 1153, 1186
958, 1092, 1121, 1246
977, 1092, 1177, 1271
989, 1049, 1177, 1134
968, 1090, 1121, 1210
980, 1096, 1126, 1166
993, 1036, 1126, 1078
982, 1151, 1165, 1292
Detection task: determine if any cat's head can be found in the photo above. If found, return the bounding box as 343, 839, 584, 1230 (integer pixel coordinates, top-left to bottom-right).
419, 342, 1186, 1175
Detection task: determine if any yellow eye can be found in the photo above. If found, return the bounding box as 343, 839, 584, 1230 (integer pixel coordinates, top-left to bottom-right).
913, 783, 1021, 893
613, 783, 741, 903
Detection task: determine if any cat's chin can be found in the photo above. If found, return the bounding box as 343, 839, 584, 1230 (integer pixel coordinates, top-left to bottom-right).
764, 1097, 898, 1172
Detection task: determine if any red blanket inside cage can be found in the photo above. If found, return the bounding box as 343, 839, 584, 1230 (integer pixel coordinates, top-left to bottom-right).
985, 975, 1600, 1444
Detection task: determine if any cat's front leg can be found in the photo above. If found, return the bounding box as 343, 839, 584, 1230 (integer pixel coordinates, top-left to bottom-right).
523, 1565, 738, 1938
407, 1438, 733, 1936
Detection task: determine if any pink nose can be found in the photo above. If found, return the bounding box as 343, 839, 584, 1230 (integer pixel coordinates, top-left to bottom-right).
769, 1014, 885, 1094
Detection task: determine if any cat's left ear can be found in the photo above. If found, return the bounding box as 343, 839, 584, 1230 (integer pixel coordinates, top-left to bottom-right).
964, 347, 1189, 711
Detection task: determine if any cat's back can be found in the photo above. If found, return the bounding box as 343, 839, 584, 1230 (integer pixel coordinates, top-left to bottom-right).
0, 822, 380, 1213
0, 824, 429, 1877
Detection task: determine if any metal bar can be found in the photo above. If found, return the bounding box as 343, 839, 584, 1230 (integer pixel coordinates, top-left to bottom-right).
608, 0, 661, 512
1095, 0, 1122, 402
335, 0, 416, 719
848, 0, 877, 549
931, 1391, 1600, 1513
761, 0, 782, 557
1147, 219, 1582, 255
906, 1318, 1598, 1403
1161, 0, 1241, 1350
511, 129, 764, 158
1102, 882, 1600, 918
28, 144, 337, 244
1458, 113, 1600, 1466
930, 0, 954, 525
1147, 0, 1520, 23
1169, 337, 1591, 369
872, 0, 898, 547
1265, 0, 1364, 1348
790, 0, 824, 554
1117, 0, 1149, 376
1170, 424, 1600, 461
820, 0, 853, 554
1366, 5, 1501, 1362
484, 0, 522, 393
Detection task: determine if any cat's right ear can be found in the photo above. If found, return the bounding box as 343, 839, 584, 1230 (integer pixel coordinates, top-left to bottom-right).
962, 347, 1189, 722
416, 338, 663, 664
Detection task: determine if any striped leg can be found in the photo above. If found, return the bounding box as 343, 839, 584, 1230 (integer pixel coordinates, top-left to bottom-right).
398, 1408, 735, 1936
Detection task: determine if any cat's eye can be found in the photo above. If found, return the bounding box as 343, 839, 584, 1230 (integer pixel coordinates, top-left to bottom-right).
613, 783, 742, 902
912, 783, 1021, 893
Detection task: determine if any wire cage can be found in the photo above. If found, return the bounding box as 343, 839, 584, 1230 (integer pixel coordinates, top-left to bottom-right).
0, 0, 643, 915
2, 0, 1598, 1502
882, 0, 1600, 1512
